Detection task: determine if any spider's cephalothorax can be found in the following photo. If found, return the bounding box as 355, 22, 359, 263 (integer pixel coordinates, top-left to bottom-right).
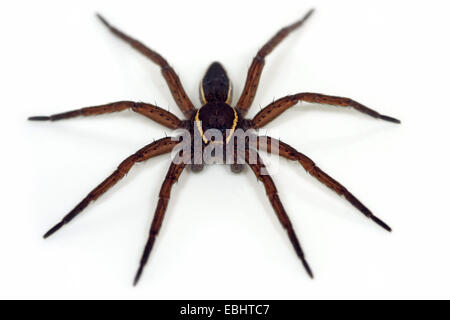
195, 62, 238, 144
193, 62, 243, 172
29, 10, 401, 285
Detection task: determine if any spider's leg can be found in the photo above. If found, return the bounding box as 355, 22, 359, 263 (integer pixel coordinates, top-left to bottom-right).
43, 137, 179, 238
96, 14, 196, 118
236, 9, 314, 116
134, 161, 185, 285
250, 93, 401, 129
244, 148, 313, 278
29, 101, 184, 129
254, 136, 392, 231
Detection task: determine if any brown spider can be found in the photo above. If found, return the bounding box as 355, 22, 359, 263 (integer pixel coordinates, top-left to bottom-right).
29, 9, 400, 285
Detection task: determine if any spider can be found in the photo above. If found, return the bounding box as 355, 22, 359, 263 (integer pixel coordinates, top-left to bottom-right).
29, 9, 400, 285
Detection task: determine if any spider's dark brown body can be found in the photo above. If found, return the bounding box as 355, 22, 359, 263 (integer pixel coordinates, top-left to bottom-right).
29, 9, 400, 285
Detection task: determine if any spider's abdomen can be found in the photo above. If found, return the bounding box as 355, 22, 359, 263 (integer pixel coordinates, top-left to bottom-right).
200, 62, 232, 104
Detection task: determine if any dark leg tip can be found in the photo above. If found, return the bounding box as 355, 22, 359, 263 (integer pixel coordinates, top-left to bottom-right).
298, 9, 315, 24
96, 13, 109, 27
43, 231, 52, 239
302, 260, 314, 279
380, 115, 401, 124
43, 222, 64, 239
371, 215, 392, 232
306, 8, 315, 18
28, 116, 50, 121
133, 268, 143, 286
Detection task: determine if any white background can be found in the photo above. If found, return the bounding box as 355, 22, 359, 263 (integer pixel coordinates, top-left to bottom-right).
1, 0, 449, 299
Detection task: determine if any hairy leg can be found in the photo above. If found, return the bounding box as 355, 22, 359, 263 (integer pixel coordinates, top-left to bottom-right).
29, 100, 184, 129
43, 137, 179, 238
97, 14, 196, 117
253, 135, 391, 231
245, 148, 313, 277
236, 9, 314, 116
134, 161, 186, 285
250, 93, 400, 128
